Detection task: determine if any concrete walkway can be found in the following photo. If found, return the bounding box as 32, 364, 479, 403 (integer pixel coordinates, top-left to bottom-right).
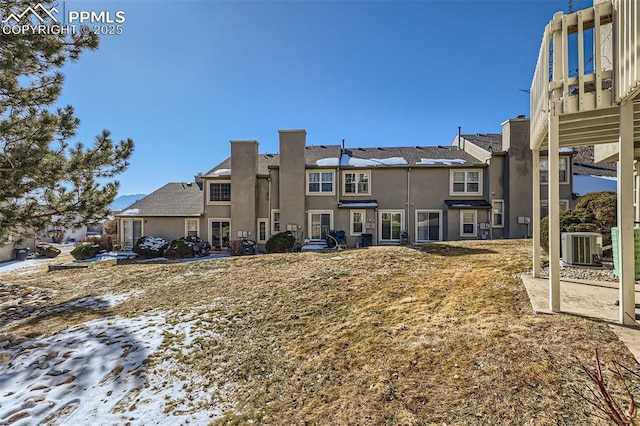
521, 275, 640, 361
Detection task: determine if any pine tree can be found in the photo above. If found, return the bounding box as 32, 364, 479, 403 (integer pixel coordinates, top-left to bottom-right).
0, 1, 134, 243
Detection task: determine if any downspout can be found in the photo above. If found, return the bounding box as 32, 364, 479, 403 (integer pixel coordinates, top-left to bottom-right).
407, 167, 411, 242
267, 176, 271, 237
338, 140, 344, 213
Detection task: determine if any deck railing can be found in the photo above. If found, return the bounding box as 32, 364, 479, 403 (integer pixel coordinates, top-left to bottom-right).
615, 0, 640, 101
530, 2, 616, 148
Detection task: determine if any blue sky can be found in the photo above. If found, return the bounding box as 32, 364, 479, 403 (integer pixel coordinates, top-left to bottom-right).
56, 0, 593, 195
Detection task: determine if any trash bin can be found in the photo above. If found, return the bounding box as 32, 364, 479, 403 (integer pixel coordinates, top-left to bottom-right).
243, 240, 256, 255
361, 233, 373, 248
401, 231, 409, 245
14, 248, 29, 261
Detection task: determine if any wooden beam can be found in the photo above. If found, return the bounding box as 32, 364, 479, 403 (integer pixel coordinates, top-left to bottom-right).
619, 100, 636, 325
532, 149, 541, 278
549, 108, 561, 313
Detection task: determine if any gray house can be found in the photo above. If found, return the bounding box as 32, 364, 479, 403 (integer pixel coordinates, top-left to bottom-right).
454, 116, 577, 232
116, 116, 576, 250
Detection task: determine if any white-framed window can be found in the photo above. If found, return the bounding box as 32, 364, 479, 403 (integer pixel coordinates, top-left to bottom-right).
350, 210, 365, 236
492, 200, 504, 228
540, 157, 569, 184
460, 210, 477, 237
540, 199, 570, 218
379, 210, 404, 242
271, 209, 280, 233
257, 218, 268, 243
450, 170, 482, 195
343, 171, 370, 195
307, 170, 334, 195
121, 218, 144, 248
209, 218, 231, 248
208, 180, 231, 204
185, 218, 199, 237
415, 210, 442, 242
308, 210, 333, 240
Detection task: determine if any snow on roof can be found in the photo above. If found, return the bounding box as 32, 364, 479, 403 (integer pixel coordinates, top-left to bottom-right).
120, 208, 140, 216
212, 168, 231, 176
316, 158, 339, 166
341, 153, 407, 167
316, 154, 408, 167
416, 158, 466, 165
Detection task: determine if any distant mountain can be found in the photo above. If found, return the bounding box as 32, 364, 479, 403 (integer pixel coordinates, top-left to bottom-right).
111, 194, 146, 211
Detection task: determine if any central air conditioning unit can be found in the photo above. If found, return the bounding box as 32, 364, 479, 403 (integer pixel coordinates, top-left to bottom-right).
561, 232, 603, 266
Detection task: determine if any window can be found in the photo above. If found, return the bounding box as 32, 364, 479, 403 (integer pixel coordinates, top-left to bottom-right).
379, 211, 403, 242
209, 181, 231, 203
540, 200, 570, 218
492, 200, 504, 228
210, 219, 230, 248
307, 170, 334, 194
257, 219, 268, 243
460, 210, 477, 237
308, 210, 333, 240
416, 210, 441, 242
451, 170, 481, 195
122, 218, 143, 248
350, 210, 365, 236
271, 210, 280, 233
540, 158, 568, 183
185, 218, 199, 237
343, 171, 370, 195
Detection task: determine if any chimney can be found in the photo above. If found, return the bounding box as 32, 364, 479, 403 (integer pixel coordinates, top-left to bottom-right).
230, 140, 258, 240
278, 130, 307, 235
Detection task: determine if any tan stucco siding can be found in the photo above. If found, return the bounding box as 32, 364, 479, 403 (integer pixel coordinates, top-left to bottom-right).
139, 217, 197, 243
0, 236, 35, 263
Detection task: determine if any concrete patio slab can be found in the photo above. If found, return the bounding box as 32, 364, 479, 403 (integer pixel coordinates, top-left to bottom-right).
521, 275, 640, 361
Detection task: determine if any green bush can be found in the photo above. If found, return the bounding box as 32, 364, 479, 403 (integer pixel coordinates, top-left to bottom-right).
132, 236, 168, 259
265, 232, 296, 253
541, 191, 617, 253
35, 244, 61, 258
164, 236, 203, 259
71, 243, 101, 260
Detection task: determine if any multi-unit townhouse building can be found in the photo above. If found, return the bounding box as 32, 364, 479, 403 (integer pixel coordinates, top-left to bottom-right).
116, 116, 575, 251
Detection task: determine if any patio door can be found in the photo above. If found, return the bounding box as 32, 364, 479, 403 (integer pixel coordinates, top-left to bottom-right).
416, 210, 442, 242
379, 211, 403, 242
122, 219, 143, 248
308, 211, 333, 240
211, 220, 230, 248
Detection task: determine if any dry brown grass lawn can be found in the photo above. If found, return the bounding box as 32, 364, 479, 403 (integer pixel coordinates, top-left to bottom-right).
2, 239, 639, 424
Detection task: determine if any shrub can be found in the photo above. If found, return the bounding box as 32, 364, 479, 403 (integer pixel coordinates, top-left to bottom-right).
540, 191, 617, 253
35, 244, 61, 258
86, 235, 113, 252
265, 232, 295, 253
71, 243, 101, 260
103, 219, 117, 235
132, 236, 168, 259
164, 236, 203, 259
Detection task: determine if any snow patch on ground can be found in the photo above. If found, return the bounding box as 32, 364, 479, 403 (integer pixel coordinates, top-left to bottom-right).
0, 310, 224, 425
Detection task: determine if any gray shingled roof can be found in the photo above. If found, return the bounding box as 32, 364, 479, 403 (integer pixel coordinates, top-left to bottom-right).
461, 134, 503, 152
204, 145, 482, 176
117, 182, 203, 217
341, 145, 483, 166
571, 145, 617, 177
203, 152, 281, 177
